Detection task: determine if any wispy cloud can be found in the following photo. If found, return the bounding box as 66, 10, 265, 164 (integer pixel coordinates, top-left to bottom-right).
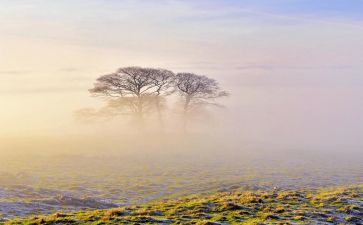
234, 65, 354, 71
232, 7, 363, 30
0, 70, 30, 75
168, 62, 355, 72
0, 86, 85, 95
58, 67, 82, 72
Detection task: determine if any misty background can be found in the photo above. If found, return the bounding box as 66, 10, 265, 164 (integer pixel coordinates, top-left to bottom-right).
0, 0, 363, 156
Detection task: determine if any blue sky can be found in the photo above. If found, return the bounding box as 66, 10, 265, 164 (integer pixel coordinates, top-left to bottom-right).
212, 0, 363, 15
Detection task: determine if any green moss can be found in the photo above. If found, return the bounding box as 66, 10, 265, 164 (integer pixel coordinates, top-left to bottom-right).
293, 215, 304, 221
336, 204, 359, 213
2, 185, 362, 225
344, 215, 361, 222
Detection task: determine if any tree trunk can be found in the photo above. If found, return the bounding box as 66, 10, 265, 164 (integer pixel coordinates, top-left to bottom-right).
183, 96, 191, 133
136, 96, 144, 132
155, 98, 164, 132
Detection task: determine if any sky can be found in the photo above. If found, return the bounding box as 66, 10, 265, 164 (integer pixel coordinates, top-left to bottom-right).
0, 0, 363, 152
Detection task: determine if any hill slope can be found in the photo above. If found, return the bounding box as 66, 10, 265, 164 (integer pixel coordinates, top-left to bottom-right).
2, 185, 362, 225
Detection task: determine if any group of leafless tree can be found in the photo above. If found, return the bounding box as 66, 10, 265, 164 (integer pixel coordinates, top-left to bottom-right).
85, 66, 228, 131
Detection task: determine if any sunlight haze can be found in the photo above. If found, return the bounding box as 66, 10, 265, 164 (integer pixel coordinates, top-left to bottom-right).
1, 0, 363, 153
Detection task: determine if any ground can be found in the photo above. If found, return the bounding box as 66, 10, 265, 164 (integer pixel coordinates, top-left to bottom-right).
2, 184, 362, 225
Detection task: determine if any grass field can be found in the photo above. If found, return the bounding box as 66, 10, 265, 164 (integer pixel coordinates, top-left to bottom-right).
2, 184, 362, 225
0, 150, 361, 223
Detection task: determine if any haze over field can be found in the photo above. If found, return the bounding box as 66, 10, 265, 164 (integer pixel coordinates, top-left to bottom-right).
0, 1, 362, 222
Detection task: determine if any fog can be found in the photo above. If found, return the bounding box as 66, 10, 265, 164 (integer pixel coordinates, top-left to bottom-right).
1, 71, 362, 157
0, 1, 362, 219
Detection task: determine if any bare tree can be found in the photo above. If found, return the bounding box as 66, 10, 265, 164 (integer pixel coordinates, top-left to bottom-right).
90, 67, 151, 117
173, 73, 228, 130
89, 67, 174, 130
